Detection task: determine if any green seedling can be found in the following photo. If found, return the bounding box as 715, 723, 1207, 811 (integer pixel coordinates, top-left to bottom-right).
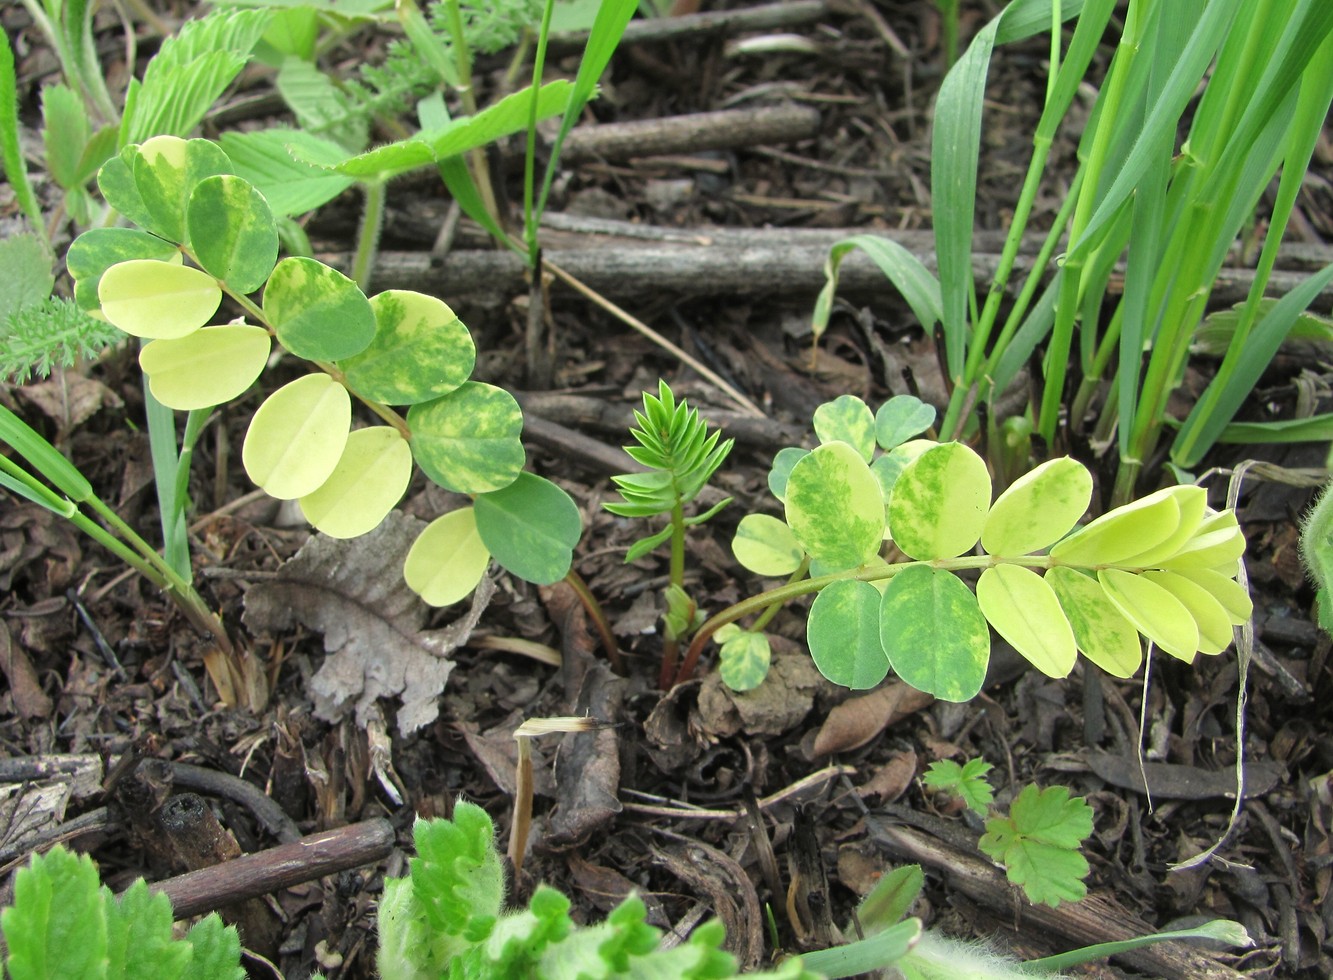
605, 381, 734, 688
979, 784, 1094, 908
922, 757, 995, 817
0, 846, 244, 980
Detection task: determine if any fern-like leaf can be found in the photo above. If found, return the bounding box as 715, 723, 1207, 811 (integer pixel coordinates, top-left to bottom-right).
1, 298, 123, 383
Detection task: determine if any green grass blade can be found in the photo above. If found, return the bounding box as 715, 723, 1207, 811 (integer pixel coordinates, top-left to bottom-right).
0, 31, 48, 248
0, 404, 94, 502
143, 379, 192, 582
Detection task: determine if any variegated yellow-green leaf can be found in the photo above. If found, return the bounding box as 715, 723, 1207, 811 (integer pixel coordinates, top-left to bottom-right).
408, 382, 524, 493
473, 473, 581, 585
132, 135, 233, 243
263, 256, 376, 361
813, 395, 875, 461
1158, 510, 1247, 570
981, 457, 1092, 557
298, 426, 412, 538
732, 513, 803, 576
874, 395, 936, 450
97, 146, 155, 230
338, 291, 476, 405
1097, 568, 1198, 661
403, 507, 490, 607
1049, 486, 1184, 567
1143, 571, 1232, 655
767, 447, 807, 501
187, 174, 279, 294
880, 565, 988, 702
139, 324, 270, 410
976, 564, 1075, 678
888, 442, 990, 560
1118, 485, 1207, 566
808, 578, 889, 689
67, 228, 181, 315
871, 439, 935, 510
98, 260, 222, 339
1045, 567, 1142, 678
242, 373, 351, 499
1169, 567, 1252, 624
783, 442, 885, 571
716, 624, 771, 691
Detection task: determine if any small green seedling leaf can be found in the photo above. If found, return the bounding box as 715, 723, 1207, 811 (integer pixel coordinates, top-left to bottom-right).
98, 260, 222, 339
767, 446, 808, 501
1045, 567, 1142, 678
874, 395, 936, 450
716, 624, 771, 691
242, 373, 351, 499
981, 457, 1092, 557
132, 135, 234, 243
408, 382, 525, 493
298, 426, 412, 538
105, 880, 192, 980
732, 513, 803, 577
813, 395, 876, 461
181, 914, 245, 980
403, 508, 491, 607
139, 323, 270, 410
339, 290, 476, 404
66, 228, 181, 315
881, 566, 988, 701
808, 578, 889, 689
976, 564, 1076, 678
0, 233, 54, 319
922, 758, 994, 817
187, 174, 279, 294
1098, 568, 1199, 661
474, 473, 582, 585
784, 442, 885, 571
40, 84, 88, 191
1, 847, 109, 979
263, 256, 376, 360
888, 442, 991, 560
979, 784, 1092, 908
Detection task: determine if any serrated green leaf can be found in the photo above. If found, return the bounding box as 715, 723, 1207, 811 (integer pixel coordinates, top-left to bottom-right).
767, 446, 808, 501
217, 128, 356, 216
132, 136, 235, 243
106, 880, 191, 980
874, 395, 937, 450
99, 260, 222, 339
813, 395, 875, 461
409, 382, 524, 493
67, 228, 181, 315
263, 256, 376, 360
182, 914, 244, 980
1, 847, 109, 980
979, 784, 1092, 908
1045, 567, 1142, 678
1098, 568, 1198, 661
1049, 485, 1185, 566
923, 758, 994, 816
784, 442, 884, 571
41, 84, 88, 190
1142, 570, 1233, 655
808, 578, 889, 689
0, 233, 54, 319
474, 473, 581, 585
880, 565, 988, 702
139, 324, 270, 409
887, 442, 991, 560
242, 373, 351, 498
187, 174, 279, 294
981, 457, 1093, 557
732, 513, 803, 576
338, 290, 475, 404
297, 426, 411, 538
977, 564, 1076, 678
716, 624, 771, 691
404, 508, 490, 607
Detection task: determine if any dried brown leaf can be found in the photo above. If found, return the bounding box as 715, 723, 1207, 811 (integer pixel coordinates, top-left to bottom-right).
812, 682, 934, 756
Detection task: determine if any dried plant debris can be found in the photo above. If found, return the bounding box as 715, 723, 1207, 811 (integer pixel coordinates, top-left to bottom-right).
243, 511, 494, 734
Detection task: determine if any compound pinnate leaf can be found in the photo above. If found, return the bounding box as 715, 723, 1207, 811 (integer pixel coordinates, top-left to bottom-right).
880, 565, 988, 702
409, 382, 525, 494
1118, 485, 1207, 567
716, 624, 771, 691
403, 508, 490, 607
783, 442, 884, 571
981, 457, 1092, 557
67, 228, 181, 315
263, 256, 376, 360
812, 395, 875, 461
1049, 485, 1183, 566
1098, 568, 1198, 661
1045, 567, 1142, 678
874, 395, 936, 450
473, 473, 581, 586
979, 784, 1092, 908
243, 373, 351, 499
808, 578, 889, 689
976, 565, 1076, 678
1159, 510, 1247, 570
1170, 567, 1252, 624
767, 446, 808, 501
132, 135, 234, 243
732, 513, 803, 576
139, 323, 270, 410
298, 426, 412, 538
187, 174, 279, 294
1143, 570, 1233, 655
99, 260, 222, 339
888, 442, 990, 560
339, 290, 476, 404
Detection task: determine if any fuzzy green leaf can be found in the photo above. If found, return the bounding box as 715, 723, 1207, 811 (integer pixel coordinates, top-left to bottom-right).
403, 508, 491, 607
474, 473, 582, 586
808, 578, 889, 689
263, 256, 376, 360
0, 233, 54, 319
40, 84, 88, 191
181, 915, 244, 980
1, 847, 109, 980
784, 441, 885, 571
411, 802, 505, 938
813, 394, 876, 461
408, 382, 525, 494
105, 880, 191, 980
880, 565, 988, 702
338, 290, 475, 404
217, 128, 356, 216
887, 441, 991, 560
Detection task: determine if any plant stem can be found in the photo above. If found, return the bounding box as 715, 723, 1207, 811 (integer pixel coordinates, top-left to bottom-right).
350, 179, 385, 292
563, 569, 623, 674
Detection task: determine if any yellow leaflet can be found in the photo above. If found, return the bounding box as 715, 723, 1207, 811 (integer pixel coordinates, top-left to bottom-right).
1118, 486, 1207, 566
731, 513, 803, 577
1169, 567, 1252, 625
98, 260, 221, 339
981, 457, 1092, 557
404, 508, 490, 607
242, 374, 351, 499
1045, 567, 1142, 678
1097, 568, 1198, 662
139, 324, 270, 410
1158, 511, 1247, 570
1049, 486, 1183, 567
1142, 571, 1233, 655
976, 565, 1076, 678
299, 427, 412, 539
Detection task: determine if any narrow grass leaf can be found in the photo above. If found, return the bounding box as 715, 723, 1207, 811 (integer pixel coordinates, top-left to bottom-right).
0, 30, 44, 239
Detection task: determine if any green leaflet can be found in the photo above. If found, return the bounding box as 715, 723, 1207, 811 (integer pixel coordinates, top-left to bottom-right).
784, 442, 884, 571
881, 565, 988, 702
242, 373, 351, 499
186, 174, 279, 294
874, 395, 938, 450
66, 228, 181, 316
298, 426, 412, 539
131, 136, 235, 244
716, 625, 772, 691
217, 128, 356, 217
808, 578, 889, 690
263, 256, 376, 361
403, 508, 491, 608
887, 442, 991, 560
767, 447, 808, 502
474, 474, 582, 586
1045, 567, 1142, 678
339, 291, 476, 405
813, 394, 876, 461
408, 382, 525, 494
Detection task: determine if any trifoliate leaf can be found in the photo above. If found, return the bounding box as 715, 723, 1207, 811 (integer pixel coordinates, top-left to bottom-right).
881, 566, 988, 702
808, 578, 890, 689
887, 442, 990, 560
98, 260, 222, 339
298, 426, 412, 538
242, 373, 351, 499
139, 323, 270, 410
976, 564, 1076, 678
732, 513, 804, 576
784, 442, 884, 571
403, 508, 491, 607
813, 394, 875, 461
922, 758, 994, 816
981, 457, 1092, 557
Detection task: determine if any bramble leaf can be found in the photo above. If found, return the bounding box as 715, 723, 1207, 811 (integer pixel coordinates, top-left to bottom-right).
339, 290, 475, 404
242, 373, 351, 499
105, 880, 192, 980
813, 394, 875, 461
263, 256, 376, 360
298, 426, 412, 538
976, 564, 1076, 678
403, 508, 491, 607
187, 174, 279, 294
887, 442, 990, 560
408, 382, 525, 493
881, 566, 988, 701
474, 473, 582, 586
732, 513, 804, 576
808, 578, 889, 689
784, 442, 884, 571
874, 395, 936, 450
98, 260, 222, 339
922, 758, 994, 817
716, 624, 771, 691
1, 847, 108, 980
979, 784, 1092, 908
981, 457, 1092, 557
139, 324, 270, 410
